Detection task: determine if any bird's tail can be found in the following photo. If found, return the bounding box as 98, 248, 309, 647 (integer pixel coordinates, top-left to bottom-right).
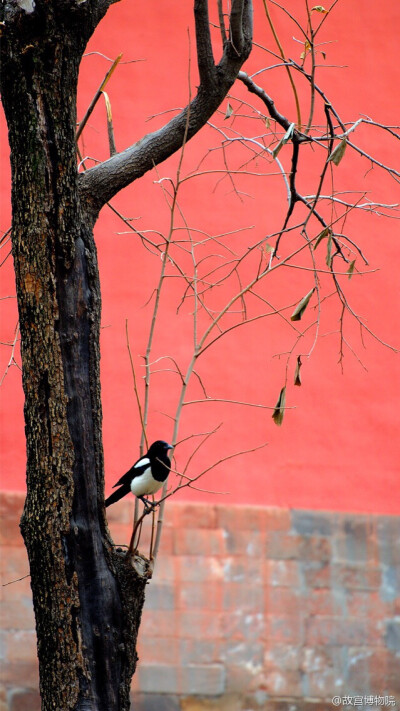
105, 485, 130, 508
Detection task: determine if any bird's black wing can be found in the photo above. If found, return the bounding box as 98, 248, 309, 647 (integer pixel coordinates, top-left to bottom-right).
105, 484, 131, 508
111, 456, 151, 488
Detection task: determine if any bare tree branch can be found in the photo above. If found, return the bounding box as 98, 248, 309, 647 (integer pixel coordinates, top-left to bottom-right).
79, 0, 253, 214
194, 0, 216, 85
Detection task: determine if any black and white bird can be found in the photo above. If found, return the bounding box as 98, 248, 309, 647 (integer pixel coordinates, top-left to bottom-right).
105, 440, 173, 510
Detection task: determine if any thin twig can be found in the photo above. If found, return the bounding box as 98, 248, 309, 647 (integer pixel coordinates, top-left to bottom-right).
76, 54, 122, 142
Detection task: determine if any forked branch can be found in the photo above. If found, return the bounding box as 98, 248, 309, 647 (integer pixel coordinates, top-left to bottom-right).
79, 0, 253, 214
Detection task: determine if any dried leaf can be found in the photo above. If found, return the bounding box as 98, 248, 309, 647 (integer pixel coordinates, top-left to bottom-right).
225, 101, 233, 120
272, 386, 286, 426
291, 288, 315, 322
272, 140, 284, 159
313, 226, 331, 250
272, 122, 295, 159
326, 232, 333, 268
294, 356, 302, 386
283, 122, 295, 142
300, 40, 311, 60
264, 242, 275, 254
102, 90, 112, 122
102, 90, 116, 156
347, 259, 356, 279
328, 139, 347, 166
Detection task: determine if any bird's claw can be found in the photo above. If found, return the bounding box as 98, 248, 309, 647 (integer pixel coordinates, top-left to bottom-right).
141, 497, 158, 513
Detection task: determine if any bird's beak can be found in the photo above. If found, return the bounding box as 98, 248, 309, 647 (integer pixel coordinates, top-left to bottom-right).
167, 444, 174, 450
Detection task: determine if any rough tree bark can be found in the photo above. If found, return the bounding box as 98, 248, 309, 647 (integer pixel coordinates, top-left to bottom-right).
0, 1, 252, 709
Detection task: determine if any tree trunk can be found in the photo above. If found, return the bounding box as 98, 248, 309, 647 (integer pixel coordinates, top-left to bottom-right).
0, 4, 148, 710
0, 1, 252, 708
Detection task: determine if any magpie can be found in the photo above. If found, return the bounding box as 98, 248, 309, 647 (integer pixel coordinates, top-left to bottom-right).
105, 440, 173, 510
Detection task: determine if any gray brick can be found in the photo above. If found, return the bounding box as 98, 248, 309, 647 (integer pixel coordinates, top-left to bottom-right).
377, 517, 400, 566
376, 517, 400, 541
144, 583, 175, 610
265, 530, 301, 560
130, 693, 180, 711
137, 663, 226, 696
180, 638, 220, 665
138, 664, 178, 694
299, 536, 332, 562
291, 510, 334, 537
222, 611, 264, 642
334, 519, 371, 563
225, 530, 264, 556
265, 643, 302, 671
225, 663, 260, 694
345, 646, 372, 695
222, 582, 264, 611
385, 619, 400, 652
380, 564, 400, 602
222, 556, 263, 584
332, 563, 381, 591
220, 639, 263, 668
301, 560, 331, 589
180, 663, 225, 695
247, 690, 269, 708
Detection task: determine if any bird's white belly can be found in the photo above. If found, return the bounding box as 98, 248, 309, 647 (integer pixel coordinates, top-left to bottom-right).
130, 466, 164, 497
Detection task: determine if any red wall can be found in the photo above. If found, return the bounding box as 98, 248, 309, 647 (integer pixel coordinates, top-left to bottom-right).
1, 0, 399, 513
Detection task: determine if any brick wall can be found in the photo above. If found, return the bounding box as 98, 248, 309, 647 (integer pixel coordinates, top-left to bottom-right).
1, 492, 399, 711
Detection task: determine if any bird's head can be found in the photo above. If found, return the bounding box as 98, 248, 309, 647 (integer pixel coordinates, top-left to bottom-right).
148, 440, 173, 456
